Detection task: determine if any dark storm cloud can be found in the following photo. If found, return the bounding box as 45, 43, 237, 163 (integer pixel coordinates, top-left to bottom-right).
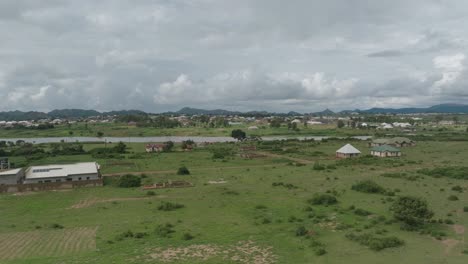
1, 0, 468, 112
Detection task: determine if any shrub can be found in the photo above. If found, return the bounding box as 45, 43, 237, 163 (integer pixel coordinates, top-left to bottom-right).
315, 248, 327, 256
451, 185, 463, 192
448, 195, 459, 201
351, 180, 386, 194
177, 166, 190, 175
134, 232, 148, 239
418, 167, 468, 180
345, 233, 404, 251
354, 208, 372, 216
155, 223, 175, 237
464, 206, 468, 212
182, 233, 195, 240
157, 202, 185, 211
146, 191, 156, 196
391, 196, 433, 228
117, 174, 141, 188
308, 194, 338, 205
295, 226, 307, 236
50, 223, 64, 229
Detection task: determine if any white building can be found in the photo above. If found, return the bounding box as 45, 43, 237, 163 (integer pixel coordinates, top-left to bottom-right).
23, 162, 100, 184
336, 144, 361, 159
0, 168, 24, 185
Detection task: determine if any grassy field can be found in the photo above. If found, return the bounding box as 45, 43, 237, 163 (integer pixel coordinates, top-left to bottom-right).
0, 122, 372, 138
0, 140, 467, 263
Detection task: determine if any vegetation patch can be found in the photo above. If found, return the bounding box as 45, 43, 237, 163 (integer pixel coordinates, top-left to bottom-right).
157, 202, 185, 211
351, 180, 387, 194
418, 167, 468, 180
345, 232, 405, 251
308, 194, 338, 205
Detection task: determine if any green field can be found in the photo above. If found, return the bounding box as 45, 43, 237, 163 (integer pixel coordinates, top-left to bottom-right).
1, 139, 468, 263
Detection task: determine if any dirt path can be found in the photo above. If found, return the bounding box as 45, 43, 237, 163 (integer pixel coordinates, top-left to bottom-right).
103, 164, 281, 177
453, 225, 465, 235
254, 151, 318, 164
68, 196, 165, 209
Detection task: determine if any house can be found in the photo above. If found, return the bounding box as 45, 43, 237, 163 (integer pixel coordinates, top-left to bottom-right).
145, 143, 166, 152
0, 168, 24, 185
336, 144, 361, 159
371, 145, 401, 158
23, 162, 101, 184
369, 137, 415, 147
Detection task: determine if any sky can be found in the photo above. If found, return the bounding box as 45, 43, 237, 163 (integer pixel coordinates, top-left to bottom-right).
1, 0, 468, 113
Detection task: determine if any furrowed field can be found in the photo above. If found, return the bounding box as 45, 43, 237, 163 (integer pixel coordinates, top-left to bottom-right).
1, 139, 467, 263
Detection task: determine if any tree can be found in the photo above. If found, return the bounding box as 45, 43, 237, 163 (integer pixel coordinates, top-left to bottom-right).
117, 174, 141, 188
97, 131, 104, 137
163, 141, 174, 152
337, 120, 345, 128
434, 115, 443, 123
181, 140, 195, 150
114, 142, 127, 153
231, 129, 246, 140
391, 196, 433, 228
68, 131, 74, 136
269, 118, 282, 128
177, 166, 190, 175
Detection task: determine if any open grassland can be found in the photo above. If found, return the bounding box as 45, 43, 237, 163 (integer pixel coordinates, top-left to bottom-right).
0, 227, 97, 261
0, 140, 468, 263
0, 122, 371, 138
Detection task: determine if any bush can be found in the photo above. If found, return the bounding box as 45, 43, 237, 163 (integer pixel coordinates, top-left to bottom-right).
464, 206, 468, 212
118, 174, 141, 188
182, 232, 195, 240
146, 191, 156, 196
451, 185, 463, 192
295, 226, 307, 236
448, 195, 459, 201
155, 223, 175, 237
391, 196, 433, 228
418, 166, 468, 180
351, 180, 386, 194
50, 223, 64, 229
308, 194, 338, 205
354, 208, 372, 216
177, 166, 190, 175
345, 233, 404, 251
315, 248, 327, 256
158, 202, 185, 211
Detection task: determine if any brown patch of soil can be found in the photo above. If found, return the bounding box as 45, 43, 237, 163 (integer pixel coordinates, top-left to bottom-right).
144, 240, 277, 264
453, 224, 465, 235
441, 239, 460, 255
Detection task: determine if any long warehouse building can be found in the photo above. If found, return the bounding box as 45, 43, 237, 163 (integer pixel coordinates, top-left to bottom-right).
23, 162, 101, 184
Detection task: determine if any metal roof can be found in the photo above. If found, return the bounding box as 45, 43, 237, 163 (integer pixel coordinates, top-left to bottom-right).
0, 168, 22, 176
336, 144, 361, 154
25, 162, 99, 179
371, 145, 401, 152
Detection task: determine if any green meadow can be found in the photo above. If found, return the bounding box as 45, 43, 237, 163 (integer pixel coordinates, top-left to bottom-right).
0, 139, 467, 263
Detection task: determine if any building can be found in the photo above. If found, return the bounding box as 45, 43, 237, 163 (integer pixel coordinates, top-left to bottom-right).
0, 168, 24, 185
371, 145, 402, 158
370, 137, 415, 147
336, 144, 361, 159
145, 143, 166, 152
23, 162, 100, 184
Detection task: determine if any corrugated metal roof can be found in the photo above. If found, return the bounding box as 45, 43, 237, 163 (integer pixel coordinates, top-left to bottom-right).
25, 162, 99, 179
371, 145, 401, 152
336, 144, 361, 154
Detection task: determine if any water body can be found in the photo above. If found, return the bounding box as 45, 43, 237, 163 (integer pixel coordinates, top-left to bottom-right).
0, 136, 372, 144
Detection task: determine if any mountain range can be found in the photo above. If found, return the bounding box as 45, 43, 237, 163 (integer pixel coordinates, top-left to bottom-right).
0, 104, 467, 121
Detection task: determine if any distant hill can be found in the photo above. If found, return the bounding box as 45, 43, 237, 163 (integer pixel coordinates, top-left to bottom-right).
353, 104, 468, 114
48, 109, 101, 118
1, 103, 468, 121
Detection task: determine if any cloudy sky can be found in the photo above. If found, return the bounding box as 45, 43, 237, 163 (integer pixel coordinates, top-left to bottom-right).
1, 0, 468, 113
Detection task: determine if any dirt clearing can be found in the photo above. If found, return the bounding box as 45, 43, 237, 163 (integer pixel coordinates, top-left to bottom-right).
141, 240, 277, 264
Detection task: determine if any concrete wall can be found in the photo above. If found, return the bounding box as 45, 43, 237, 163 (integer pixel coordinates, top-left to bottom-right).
0, 179, 103, 193
23, 173, 100, 184
0, 169, 25, 185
